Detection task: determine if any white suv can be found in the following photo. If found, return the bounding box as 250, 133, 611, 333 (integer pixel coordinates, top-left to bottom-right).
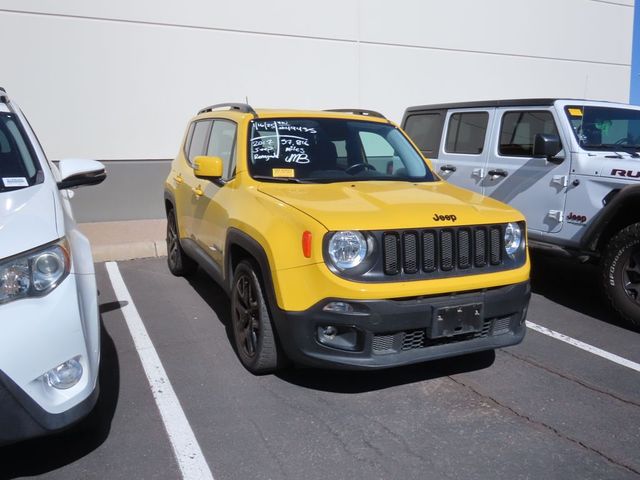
0, 88, 105, 445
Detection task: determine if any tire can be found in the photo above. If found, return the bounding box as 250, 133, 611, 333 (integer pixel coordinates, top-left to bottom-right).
601, 222, 640, 328
166, 209, 197, 277
230, 260, 284, 374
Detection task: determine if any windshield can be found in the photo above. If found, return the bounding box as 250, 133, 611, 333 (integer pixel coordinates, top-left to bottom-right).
565, 106, 640, 153
248, 118, 435, 183
0, 112, 40, 191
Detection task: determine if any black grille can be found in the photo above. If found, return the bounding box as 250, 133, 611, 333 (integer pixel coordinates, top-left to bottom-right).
382, 225, 505, 277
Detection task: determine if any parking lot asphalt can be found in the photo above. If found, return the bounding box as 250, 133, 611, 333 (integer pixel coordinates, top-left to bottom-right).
1, 254, 639, 480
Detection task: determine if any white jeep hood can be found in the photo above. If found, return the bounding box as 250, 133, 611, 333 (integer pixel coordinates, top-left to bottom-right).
0, 184, 59, 259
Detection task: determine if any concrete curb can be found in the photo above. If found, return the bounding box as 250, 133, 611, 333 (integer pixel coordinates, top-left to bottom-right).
78, 219, 167, 263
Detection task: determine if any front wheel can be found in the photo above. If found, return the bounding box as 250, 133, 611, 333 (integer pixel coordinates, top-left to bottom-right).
230, 260, 285, 374
601, 223, 640, 328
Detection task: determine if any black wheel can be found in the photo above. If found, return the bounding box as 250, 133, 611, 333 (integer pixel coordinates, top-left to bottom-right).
602, 223, 640, 328
231, 260, 284, 374
166, 209, 197, 277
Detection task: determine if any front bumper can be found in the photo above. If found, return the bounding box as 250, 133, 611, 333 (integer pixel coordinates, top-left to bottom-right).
272, 281, 530, 369
0, 369, 99, 446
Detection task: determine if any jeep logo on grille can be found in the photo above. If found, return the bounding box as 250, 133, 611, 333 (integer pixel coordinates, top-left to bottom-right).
433, 213, 457, 222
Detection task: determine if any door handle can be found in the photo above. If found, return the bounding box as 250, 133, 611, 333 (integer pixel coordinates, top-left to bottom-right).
440, 164, 457, 172
488, 169, 508, 178
192, 185, 204, 197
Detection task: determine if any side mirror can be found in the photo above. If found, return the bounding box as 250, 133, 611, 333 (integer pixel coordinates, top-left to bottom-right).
194, 155, 223, 179
533, 133, 562, 161
57, 159, 106, 190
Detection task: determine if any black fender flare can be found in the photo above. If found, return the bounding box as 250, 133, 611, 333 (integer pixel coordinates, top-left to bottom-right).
224, 228, 280, 312
580, 183, 640, 252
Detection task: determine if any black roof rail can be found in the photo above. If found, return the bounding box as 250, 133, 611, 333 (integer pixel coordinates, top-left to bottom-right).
325, 108, 387, 119
198, 102, 257, 116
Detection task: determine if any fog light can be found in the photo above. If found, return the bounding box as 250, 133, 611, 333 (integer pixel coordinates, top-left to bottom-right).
44, 357, 83, 390
320, 325, 338, 340
316, 325, 362, 351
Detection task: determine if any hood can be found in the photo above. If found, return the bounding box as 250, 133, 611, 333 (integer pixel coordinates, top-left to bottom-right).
0, 184, 59, 258
258, 180, 523, 231
599, 156, 640, 181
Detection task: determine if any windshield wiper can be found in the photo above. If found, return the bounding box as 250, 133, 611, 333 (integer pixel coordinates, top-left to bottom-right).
252, 175, 308, 183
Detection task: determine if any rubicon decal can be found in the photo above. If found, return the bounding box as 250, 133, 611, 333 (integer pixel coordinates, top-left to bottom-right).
567, 212, 587, 224
610, 169, 640, 178
433, 213, 457, 222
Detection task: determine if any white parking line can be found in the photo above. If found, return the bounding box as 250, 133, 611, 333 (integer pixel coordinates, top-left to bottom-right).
526, 321, 640, 373
105, 262, 215, 480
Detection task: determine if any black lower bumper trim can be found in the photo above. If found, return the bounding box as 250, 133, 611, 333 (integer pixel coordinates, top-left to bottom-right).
0, 369, 99, 446
271, 281, 530, 370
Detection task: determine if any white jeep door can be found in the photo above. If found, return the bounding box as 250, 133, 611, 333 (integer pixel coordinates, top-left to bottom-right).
433, 109, 493, 194
483, 108, 571, 233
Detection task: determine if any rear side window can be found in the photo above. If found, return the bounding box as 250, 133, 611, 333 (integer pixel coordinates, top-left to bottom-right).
206, 120, 237, 179
500, 111, 559, 157
445, 112, 488, 155
187, 120, 212, 166
403, 112, 444, 158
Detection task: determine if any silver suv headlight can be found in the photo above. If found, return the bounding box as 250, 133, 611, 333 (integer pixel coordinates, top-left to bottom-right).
0, 239, 70, 305
327, 231, 368, 270
504, 222, 523, 257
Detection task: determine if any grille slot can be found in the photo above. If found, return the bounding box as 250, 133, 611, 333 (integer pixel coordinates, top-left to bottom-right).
372, 334, 395, 353
440, 230, 454, 271
458, 229, 471, 269
490, 226, 502, 265
383, 233, 400, 275
422, 231, 437, 272
492, 316, 512, 335
401, 330, 425, 350
474, 228, 487, 267
402, 232, 419, 274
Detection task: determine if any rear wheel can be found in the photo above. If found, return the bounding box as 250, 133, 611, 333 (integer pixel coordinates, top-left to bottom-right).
601, 223, 640, 328
166, 209, 197, 277
231, 260, 284, 374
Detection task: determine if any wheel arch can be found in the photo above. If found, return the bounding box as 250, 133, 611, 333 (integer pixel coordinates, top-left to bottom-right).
580, 184, 640, 254
225, 228, 279, 310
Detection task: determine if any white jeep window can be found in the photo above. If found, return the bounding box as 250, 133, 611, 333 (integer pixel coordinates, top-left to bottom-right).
500, 111, 559, 157
445, 112, 488, 155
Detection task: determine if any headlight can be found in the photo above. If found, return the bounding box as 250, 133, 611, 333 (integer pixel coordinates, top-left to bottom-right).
0, 239, 70, 305
504, 222, 522, 256
327, 231, 367, 270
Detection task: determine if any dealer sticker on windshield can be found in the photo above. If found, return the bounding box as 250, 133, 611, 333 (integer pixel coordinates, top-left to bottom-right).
272, 168, 295, 178
568, 108, 583, 117
2, 177, 28, 187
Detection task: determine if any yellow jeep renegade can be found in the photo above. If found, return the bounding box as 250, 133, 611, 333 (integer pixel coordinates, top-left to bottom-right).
164, 103, 530, 373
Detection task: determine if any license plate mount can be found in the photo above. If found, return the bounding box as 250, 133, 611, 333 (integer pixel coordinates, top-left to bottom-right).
429, 303, 483, 339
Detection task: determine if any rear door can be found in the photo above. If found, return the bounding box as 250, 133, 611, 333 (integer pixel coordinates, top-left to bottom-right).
483, 108, 570, 233
434, 109, 493, 194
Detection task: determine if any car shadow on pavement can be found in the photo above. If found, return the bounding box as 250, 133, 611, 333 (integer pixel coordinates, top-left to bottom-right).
277, 350, 496, 393
0, 320, 120, 479
529, 252, 635, 330
187, 269, 234, 342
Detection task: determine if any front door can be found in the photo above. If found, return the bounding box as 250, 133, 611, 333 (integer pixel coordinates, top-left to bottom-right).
483, 108, 571, 234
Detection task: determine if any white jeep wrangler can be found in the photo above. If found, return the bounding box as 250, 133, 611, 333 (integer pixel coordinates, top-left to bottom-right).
403, 99, 640, 327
